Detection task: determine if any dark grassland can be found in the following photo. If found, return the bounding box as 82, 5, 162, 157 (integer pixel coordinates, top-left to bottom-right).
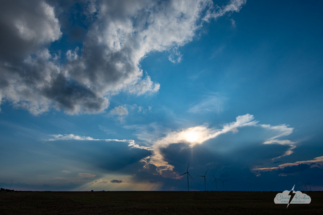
0, 191, 322, 215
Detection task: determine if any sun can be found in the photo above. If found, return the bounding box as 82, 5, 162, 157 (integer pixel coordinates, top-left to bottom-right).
184, 131, 200, 143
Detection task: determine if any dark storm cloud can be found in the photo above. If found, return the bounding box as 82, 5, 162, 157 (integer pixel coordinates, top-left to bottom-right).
131, 140, 322, 191
157, 139, 290, 175
127, 124, 299, 190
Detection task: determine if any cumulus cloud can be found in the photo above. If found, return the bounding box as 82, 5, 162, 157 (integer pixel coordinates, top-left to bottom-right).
0, 0, 61, 61
168, 47, 183, 63
0, 0, 109, 114
126, 76, 160, 96
66, 47, 79, 61
0, 0, 246, 115
109, 106, 129, 122
0, 0, 63, 114
109, 106, 129, 116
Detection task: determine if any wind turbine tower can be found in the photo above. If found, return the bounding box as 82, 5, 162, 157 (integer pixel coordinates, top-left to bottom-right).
220, 179, 228, 191
212, 174, 219, 191
199, 169, 208, 191
181, 163, 194, 191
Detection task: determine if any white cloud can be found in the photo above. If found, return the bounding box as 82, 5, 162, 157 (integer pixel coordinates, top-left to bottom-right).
12, 1, 61, 43
110, 106, 128, 116
188, 94, 226, 113
260, 124, 297, 159
253, 156, 323, 172
127, 139, 151, 151
0, 0, 246, 115
48, 134, 146, 150
168, 47, 183, 63
0, 1, 110, 115
66, 47, 79, 61
203, 0, 247, 21
126, 75, 160, 96
48, 134, 99, 141
230, 18, 236, 27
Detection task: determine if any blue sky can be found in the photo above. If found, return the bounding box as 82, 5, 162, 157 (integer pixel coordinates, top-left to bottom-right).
0, 0, 323, 191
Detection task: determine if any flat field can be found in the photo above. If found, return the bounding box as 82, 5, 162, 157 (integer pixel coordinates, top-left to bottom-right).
0, 191, 322, 215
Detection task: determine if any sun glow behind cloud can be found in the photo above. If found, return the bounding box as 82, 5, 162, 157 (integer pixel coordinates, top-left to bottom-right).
48, 114, 297, 180
183, 130, 200, 143
139, 114, 297, 178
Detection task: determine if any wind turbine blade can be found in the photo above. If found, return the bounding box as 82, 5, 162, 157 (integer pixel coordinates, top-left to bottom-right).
188, 173, 194, 180
180, 172, 187, 176
205, 169, 209, 176
187, 163, 190, 172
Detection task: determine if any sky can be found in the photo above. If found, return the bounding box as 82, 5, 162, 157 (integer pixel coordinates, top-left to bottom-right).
0, 0, 323, 191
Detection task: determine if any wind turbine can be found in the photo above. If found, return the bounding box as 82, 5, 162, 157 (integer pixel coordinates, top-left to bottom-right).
220, 179, 228, 191
199, 169, 208, 191
181, 163, 194, 191
212, 174, 220, 191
